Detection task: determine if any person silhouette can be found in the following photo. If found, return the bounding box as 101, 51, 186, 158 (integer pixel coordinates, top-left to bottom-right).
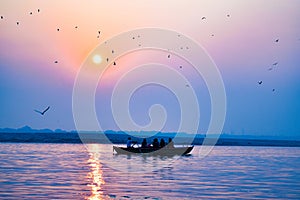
152, 138, 159, 148
127, 137, 133, 148
141, 138, 147, 148
160, 138, 166, 148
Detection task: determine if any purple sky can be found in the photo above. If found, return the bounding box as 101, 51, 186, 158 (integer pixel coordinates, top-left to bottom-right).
0, 1, 299, 138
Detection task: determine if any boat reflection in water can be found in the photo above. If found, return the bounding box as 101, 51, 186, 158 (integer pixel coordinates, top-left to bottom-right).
86, 144, 105, 200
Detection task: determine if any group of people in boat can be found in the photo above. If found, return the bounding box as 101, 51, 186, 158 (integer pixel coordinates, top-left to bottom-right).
127, 137, 174, 149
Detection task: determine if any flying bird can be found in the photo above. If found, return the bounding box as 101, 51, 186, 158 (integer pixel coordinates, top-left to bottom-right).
112, 50, 114, 54
272, 89, 275, 92
37, 9, 40, 12
201, 16, 206, 20
275, 39, 279, 42
1, 16, 3, 19
75, 26, 78, 29
227, 14, 230, 17
167, 54, 170, 58
57, 28, 60, 31
98, 31, 101, 34
54, 61, 58, 64
34, 106, 50, 115
258, 81, 263, 85
30, 12, 32, 15
16, 21, 19, 25
179, 66, 183, 69
113, 61, 116, 66
106, 58, 109, 62
273, 62, 278, 66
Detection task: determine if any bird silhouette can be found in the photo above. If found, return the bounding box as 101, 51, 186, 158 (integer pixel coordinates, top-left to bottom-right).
112, 50, 114, 54
16, 21, 19, 25
37, 9, 40, 12
1, 16, 3, 19
258, 81, 263, 85
75, 26, 78, 29
98, 31, 101, 34
272, 89, 275, 92
275, 39, 279, 42
30, 12, 32, 15
34, 106, 50, 115
57, 28, 60, 31
54, 61, 58, 64
113, 61, 116, 66
167, 54, 170, 58
201, 16, 206, 20
179, 66, 183, 69
273, 62, 278, 66
227, 14, 230, 17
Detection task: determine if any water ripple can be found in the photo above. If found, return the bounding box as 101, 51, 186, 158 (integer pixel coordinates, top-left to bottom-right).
0, 144, 299, 199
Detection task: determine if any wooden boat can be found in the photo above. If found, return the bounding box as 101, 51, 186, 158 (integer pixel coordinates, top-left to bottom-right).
113, 146, 194, 156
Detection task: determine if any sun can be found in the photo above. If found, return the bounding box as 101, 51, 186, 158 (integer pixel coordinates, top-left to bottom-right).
92, 54, 102, 64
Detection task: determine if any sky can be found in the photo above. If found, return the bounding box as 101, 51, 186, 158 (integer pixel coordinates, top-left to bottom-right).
0, 0, 299, 138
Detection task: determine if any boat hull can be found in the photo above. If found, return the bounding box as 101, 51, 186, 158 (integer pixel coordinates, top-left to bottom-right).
113, 146, 194, 156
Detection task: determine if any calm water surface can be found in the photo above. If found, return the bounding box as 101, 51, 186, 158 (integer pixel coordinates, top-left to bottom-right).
0, 143, 299, 199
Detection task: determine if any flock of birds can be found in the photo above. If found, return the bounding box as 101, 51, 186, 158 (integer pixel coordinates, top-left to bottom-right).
1, 9, 51, 117
257, 38, 280, 93
0, 9, 292, 117
201, 14, 280, 93
200, 14, 284, 93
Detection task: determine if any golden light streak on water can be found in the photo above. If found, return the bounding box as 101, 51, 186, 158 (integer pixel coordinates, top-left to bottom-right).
86, 144, 105, 200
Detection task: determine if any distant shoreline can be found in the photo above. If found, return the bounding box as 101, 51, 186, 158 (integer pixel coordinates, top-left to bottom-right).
0, 132, 299, 147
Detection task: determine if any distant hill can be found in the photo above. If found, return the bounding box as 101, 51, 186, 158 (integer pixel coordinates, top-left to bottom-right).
0, 126, 299, 146
0, 126, 52, 133
0, 126, 76, 134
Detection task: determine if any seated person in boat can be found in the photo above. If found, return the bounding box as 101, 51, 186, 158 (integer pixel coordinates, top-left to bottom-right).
141, 138, 148, 148
127, 137, 136, 148
152, 138, 160, 148
167, 138, 174, 148
160, 138, 166, 148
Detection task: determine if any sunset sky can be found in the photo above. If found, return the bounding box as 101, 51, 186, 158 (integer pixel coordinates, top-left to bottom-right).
0, 0, 299, 138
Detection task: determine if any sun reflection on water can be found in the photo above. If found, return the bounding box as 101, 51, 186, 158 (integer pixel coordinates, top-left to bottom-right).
86, 144, 105, 200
